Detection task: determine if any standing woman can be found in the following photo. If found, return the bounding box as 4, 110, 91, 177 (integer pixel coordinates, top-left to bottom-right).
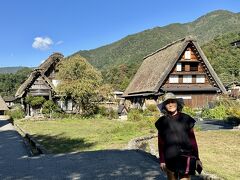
155, 93, 202, 180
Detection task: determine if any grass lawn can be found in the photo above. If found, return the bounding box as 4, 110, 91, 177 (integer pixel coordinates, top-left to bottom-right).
195, 130, 240, 180
15, 117, 156, 153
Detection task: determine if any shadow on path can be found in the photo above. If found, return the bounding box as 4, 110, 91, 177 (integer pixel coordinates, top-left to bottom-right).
196, 120, 235, 131
31, 133, 96, 154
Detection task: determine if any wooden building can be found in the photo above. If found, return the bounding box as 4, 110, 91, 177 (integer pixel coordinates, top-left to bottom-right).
117, 104, 128, 120
15, 53, 74, 116
0, 96, 9, 115
225, 81, 240, 99
123, 36, 227, 108
3, 96, 16, 108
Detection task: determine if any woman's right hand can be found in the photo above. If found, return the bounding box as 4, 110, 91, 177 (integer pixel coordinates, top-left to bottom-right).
160, 163, 167, 172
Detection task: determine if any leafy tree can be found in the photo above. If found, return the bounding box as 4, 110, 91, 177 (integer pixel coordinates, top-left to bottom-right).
97, 84, 114, 102
56, 55, 102, 115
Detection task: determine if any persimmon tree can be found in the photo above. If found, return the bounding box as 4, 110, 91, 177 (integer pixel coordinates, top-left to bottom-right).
56, 55, 103, 115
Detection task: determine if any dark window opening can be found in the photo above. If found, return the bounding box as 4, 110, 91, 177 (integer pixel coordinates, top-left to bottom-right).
190, 63, 198, 71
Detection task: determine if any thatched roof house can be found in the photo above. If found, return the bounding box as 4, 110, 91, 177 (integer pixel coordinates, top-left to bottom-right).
15, 53, 67, 116
0, 96, 9, 115
15, 53, 64, 99
124, 36, 226, 108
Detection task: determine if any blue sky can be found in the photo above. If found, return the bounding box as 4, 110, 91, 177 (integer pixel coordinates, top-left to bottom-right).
0, 0, 239, 67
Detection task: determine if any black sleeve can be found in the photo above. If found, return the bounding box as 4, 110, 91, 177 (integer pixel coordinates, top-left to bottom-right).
187, 115, 196, 130
181, 113, 196, 130
155, 116, 163, 131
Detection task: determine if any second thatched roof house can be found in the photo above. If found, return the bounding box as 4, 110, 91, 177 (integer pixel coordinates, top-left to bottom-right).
123, 36, 226, 108
15, 53, 74, 116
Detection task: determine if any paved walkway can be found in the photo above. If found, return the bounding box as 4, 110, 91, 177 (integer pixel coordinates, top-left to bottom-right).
196, 119, 235, 131
0, 118, 166, 180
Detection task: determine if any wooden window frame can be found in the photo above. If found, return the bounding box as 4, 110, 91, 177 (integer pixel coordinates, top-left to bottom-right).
176, 63, 182, 71
185, 51, 191, 60
183, 75, 192, 83
196, 75, 205, 83
169, 75, 179, 83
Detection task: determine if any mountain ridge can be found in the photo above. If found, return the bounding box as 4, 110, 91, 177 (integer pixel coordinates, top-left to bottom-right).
0, 66, 29, 74
74, 10, 240, 71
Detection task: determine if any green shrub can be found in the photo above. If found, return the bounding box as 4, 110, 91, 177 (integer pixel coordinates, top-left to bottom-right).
81, 103, 98, 117
96, 106, 118, 119
107, 108, 118, 119
25, 96, 46, 108
97, 106, 108, 116
226, 107, 240, 125
42, 100, 61, 118
143, 108, 153, 116
201, 104, 228, 120
127, 109, 144, 122
182, 106, 196, 117
146, 104, 158, 112
6, 104, 25, 119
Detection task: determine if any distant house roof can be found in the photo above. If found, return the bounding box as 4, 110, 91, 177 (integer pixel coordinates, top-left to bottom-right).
3, 96, 16, 102
123, 36, 226, 97
15, 53, 64, 98
0, 96, 9, 111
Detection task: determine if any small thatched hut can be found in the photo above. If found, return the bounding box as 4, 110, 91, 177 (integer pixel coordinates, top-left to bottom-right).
0, 96, 9, 115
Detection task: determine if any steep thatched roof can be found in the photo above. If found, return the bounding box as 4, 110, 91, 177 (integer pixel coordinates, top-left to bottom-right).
15, 53, 64, 98
38, 52, 64, 74
0, 96, 9, 111
123, 36, 226, 97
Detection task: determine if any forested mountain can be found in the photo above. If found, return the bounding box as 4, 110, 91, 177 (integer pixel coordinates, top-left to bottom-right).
72, 10, 240, 90
0, 66, 29, 74
0, 68, 32, 97
202, 32, 240, 84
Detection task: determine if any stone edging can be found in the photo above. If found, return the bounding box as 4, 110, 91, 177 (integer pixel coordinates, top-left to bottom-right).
127, 134, 223, 180
14, 123, 48, 155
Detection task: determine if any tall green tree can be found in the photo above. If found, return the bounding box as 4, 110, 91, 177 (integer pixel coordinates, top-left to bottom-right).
56, 55, 102, 115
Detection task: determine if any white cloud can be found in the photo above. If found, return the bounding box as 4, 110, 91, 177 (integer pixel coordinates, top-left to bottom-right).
56, 40, 63, 45
32, 37, 54, 50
